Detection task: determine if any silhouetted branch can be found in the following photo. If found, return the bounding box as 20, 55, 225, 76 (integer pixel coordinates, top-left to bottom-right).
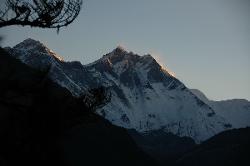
0, 0, 82, 32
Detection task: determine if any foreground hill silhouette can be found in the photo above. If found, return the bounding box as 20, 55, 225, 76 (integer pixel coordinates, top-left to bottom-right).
1, 46, 250, 166
0, 48, 157, 166
175, 127, 250, 166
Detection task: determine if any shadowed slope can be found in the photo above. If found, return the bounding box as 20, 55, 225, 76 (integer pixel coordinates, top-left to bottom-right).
0, 48, 158, 166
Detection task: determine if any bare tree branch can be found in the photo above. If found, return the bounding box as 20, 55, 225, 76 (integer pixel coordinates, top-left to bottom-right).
0, 0, 83, 32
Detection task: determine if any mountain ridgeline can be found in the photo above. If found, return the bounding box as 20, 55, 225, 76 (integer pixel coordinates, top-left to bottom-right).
2, 39, 250, 165
5, 38, 250, 143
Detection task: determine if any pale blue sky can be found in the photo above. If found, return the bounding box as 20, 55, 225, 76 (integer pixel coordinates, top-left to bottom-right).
0, 0, 249, 100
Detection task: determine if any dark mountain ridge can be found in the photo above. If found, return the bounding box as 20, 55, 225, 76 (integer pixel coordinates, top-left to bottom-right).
175, 127, 250, 166
2, 39, 250, 166
0, 48, 158, 166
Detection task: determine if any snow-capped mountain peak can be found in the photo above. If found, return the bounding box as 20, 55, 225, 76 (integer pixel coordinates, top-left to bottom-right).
113, 45, 128, 53
98, 47, 173, 78
11, 38, 63, 61
102, 47, 139, 63
89, 47, 176, 90
14, 38, 44, 50
5, 39, 234, 143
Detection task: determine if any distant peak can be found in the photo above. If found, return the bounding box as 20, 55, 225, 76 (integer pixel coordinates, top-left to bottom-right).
102, 46, 128, 59
13, 38, 64, 61
14, 38, 45, 50
22, 38, 39, 43
113, 45, 128, 54
142, 54, 154, 60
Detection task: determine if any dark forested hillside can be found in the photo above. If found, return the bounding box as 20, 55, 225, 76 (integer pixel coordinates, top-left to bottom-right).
1, 47, 249, 166
0, 48, 157, 166
175, 127, 250, 166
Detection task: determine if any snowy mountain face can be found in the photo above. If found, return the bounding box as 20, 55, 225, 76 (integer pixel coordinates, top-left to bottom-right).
85, 47, 231, 142
5, 38, 98, 96
5, 39, 232, 143
191, 89, 250, 129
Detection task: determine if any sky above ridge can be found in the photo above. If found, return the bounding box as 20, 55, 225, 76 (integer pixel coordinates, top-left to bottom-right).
0, 0, 249, 101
